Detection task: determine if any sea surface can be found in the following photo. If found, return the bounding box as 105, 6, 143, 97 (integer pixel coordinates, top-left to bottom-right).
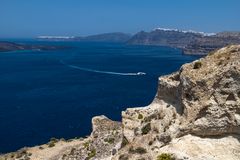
0, 40, 200, 153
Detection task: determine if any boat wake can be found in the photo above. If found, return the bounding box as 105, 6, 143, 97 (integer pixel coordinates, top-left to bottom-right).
60, 60, 146, 76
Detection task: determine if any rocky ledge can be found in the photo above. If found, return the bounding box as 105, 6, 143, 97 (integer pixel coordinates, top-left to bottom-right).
1, 45, 240, 160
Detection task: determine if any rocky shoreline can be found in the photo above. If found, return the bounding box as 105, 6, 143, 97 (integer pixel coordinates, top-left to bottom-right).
0, 45, 240, 160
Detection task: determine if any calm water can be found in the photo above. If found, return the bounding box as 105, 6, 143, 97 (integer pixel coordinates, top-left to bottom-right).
0, 41, 199, 153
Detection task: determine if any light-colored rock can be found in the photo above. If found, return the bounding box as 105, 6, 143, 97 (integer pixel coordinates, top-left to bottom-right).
156, 134, 240, 160
118, 45, 240, 159
59, 115, 123, 160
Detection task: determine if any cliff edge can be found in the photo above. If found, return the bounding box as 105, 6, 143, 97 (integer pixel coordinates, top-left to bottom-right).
128, 29, 240, 55
1, 45, 240, 160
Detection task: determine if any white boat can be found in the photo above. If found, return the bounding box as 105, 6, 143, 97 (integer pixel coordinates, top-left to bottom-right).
137, 72, 146, 75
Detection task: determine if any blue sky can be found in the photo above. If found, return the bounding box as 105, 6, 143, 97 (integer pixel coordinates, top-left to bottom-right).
0, 0, 239, 38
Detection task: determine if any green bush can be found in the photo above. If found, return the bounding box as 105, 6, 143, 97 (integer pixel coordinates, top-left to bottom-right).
157, 153, 174, 160
48, 137, 58, 147
83, 141, 89, 148
143, 113, 159, 122
119, 154, 129, 160
135, 147, 147, 154
193, 61, 202, 69
141, 123, 151, 135
104, 137, 115, 144
48, 141, 55, 148
86, 148, 96, 160
138, 114, 143, 119
129, 146, 147, 154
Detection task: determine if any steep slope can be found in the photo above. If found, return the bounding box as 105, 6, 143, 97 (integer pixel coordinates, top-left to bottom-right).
128, 29, 240, 55
1, 45, 240, 160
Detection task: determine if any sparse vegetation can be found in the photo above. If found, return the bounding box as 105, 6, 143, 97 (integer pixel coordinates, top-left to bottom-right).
15, 149, 27, 159
135, 147, 147, 154
39, 146, 44, 150
138, 113, 143, 119
48, 141, 55, 148
193, 61, 202, 69
83, 141, 90, 149
141, 123, 151, 135
129, 146, 147, 154
143, 113, 159, 122
104, 137, 115, 144
157, 153, 175, 160
218, 60, 223, 65
86, 148, 96, 159
47, 137, 58, 147
148, 140, 153, 145
119, 154, 129, 160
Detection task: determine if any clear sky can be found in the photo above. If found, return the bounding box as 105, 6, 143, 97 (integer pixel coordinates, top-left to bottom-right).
0, 0, 239, 38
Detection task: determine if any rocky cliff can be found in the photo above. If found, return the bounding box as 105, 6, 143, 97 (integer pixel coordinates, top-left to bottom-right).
1, 45, 240, 160
128, 29, 240, 55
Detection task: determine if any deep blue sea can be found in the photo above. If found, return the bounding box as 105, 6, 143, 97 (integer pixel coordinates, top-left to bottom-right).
0, 40, 199, 153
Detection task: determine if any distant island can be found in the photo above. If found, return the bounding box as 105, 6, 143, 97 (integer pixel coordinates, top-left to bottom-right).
128, 28, 240, 55
0, 41, 68, 52
37, 32, 132, 43
38, 28, 240, 55
3, 28, 239, 55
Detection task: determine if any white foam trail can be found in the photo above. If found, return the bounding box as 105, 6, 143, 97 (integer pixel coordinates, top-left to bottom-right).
60, 60, 146, 76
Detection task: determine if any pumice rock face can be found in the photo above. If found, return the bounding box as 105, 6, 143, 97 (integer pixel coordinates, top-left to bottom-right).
120, 45, 240, 159
123, 45, 240, 140
179, 45, 240, 136
1, 45, 240, 160
153, 45, 240, 136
